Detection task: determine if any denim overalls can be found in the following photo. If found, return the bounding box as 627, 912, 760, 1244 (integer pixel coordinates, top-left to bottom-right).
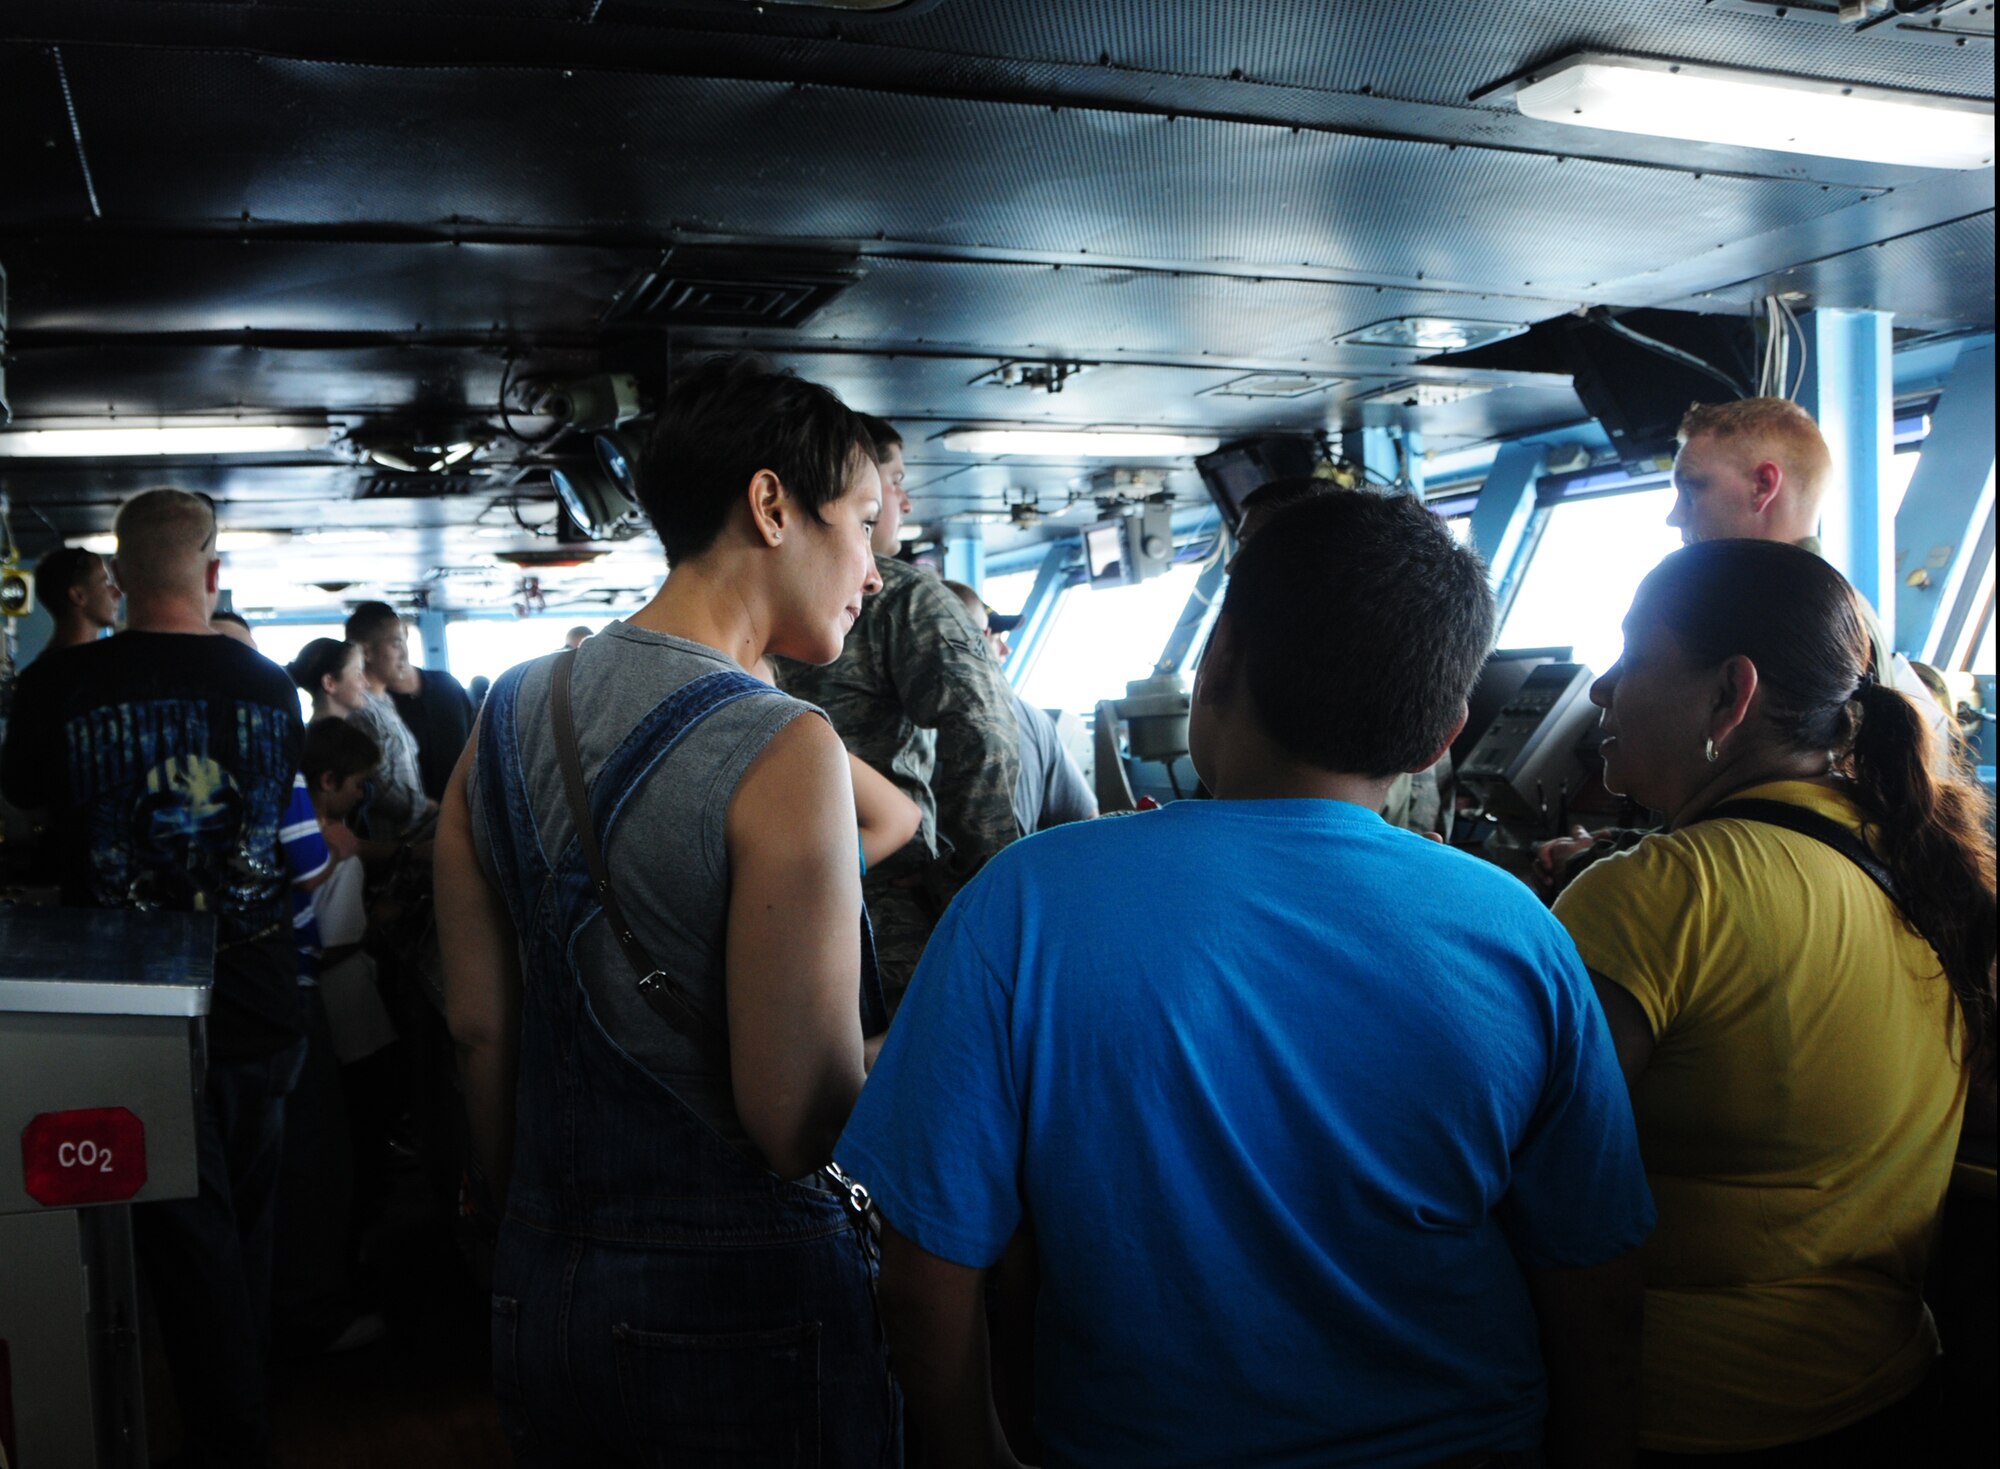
476, 660, 899, 1468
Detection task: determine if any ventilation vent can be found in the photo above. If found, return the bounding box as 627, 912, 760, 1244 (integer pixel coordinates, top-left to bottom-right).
1201, 372, 1345, 400
604, 248, 858, 329
354, 473, 482, 500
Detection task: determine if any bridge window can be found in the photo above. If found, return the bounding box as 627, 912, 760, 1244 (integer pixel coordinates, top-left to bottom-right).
254, 622, 347, 672
1497, 487, 1682, 677
979, 568, 1040, 620
1017, 562, 1207, 716
446, 616, 598, 688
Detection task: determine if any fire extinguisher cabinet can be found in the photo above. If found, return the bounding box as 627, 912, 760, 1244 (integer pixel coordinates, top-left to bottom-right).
0, 907, 213, 1469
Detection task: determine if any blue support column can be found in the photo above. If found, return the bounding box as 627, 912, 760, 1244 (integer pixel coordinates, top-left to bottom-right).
416, 608, 449, 673
1800, 308, 1896, 642
1467, 442, 1545, 606
944, 525, 985, 592
1355, 423, 1424, 493
1401, 428, 1426, 498
1893, 343, 1996, 663
1154, 553, 1228, 676
1001, 540, 1074, 688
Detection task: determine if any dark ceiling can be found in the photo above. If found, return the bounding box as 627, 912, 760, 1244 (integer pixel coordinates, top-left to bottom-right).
0, 0, 1992, 610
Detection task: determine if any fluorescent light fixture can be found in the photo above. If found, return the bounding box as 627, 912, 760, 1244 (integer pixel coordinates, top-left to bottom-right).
68, 530, 290, 554
1509, 52, 1994, 170
897, 523, 926, 542
1334, 318, 1526, 353
940, 429, 1221, 458
0, 425, 331, 458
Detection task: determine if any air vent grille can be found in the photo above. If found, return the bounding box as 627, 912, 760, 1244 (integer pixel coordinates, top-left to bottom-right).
1201, 372, 1345, 400
354, 473, 482, 500
604, 249, 857, 328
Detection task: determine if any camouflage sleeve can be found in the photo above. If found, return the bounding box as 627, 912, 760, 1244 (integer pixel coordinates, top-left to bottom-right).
882, 576, 1022, 887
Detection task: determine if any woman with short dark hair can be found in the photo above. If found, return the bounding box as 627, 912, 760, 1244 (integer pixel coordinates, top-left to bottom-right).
1554, 538, 1995, 1465
435, 354, 898, 1464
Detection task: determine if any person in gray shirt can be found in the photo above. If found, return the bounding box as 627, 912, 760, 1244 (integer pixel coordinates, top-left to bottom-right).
945, 580, 1098, 835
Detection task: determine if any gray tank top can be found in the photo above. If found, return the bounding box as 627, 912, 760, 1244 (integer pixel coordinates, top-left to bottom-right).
467, 621, 813, 1154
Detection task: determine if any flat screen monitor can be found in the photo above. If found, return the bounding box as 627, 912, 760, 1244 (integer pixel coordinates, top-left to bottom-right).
1083, 516, 1135, 589
1452, 645, 1574, 768
1429, 307, 1758, 472
1194, 436, 1321, 531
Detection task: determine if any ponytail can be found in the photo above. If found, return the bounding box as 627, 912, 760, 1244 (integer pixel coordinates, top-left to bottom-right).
1845, 680, 1997, 1082
1635, 539, 1998, 1084
287, 638, 354, 699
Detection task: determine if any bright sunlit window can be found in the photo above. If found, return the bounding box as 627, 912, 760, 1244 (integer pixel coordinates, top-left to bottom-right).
1018, 563, 1205, 716
250, 622, 347, 677
446, 616, 605, 688
980, 568, 1041, 618
1498, 488, 1683, 676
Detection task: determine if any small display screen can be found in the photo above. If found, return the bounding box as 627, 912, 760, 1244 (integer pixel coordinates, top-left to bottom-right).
1085, 520, 1129, 585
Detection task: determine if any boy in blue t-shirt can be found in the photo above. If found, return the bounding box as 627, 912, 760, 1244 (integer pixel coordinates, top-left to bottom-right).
835, 489, 1655, 1469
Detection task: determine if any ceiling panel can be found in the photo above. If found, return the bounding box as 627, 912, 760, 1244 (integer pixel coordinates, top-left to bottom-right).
1, 238, 646, 335
870, 0, 1996, 103
11, 52, 1875, 299
1661, 211, 1997, 330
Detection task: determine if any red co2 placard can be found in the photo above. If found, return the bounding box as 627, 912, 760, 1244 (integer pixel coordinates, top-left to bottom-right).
20, 1108, 149, 1207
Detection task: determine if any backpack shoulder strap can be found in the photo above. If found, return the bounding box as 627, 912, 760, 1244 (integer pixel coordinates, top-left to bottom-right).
1699, 796, 1905, 916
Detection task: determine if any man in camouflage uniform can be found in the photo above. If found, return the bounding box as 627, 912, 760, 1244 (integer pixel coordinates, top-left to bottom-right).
774, 415, 1021, 1010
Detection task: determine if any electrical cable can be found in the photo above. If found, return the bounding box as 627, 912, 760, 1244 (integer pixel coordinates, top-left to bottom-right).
508, 496, 561, 539
1596, 312, 1750, 398
1778, 294, 1810, 401
495, 356, 569, 447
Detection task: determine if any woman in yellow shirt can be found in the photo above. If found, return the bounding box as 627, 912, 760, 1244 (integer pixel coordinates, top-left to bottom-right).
1553, 539, 1995, 1465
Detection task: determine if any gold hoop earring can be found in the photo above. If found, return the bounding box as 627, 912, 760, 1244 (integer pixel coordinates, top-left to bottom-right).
1704, 737, 1720, 764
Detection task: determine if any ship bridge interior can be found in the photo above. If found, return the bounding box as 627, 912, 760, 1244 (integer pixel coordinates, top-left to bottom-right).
0, 0, 1992, 687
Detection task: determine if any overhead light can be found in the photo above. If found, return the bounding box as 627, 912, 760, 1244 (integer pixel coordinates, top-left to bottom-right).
362, 440, 483, 474
897, 523, 925, 542
548, 459, 637, 539
939, 429, 1221, 458
495, 547, 609, 569
1334, 318, 1526, 353
593, 428, 645, 503
0, 425, 331, 458
1505, 52, 1994, 170
67, 530, 290, 554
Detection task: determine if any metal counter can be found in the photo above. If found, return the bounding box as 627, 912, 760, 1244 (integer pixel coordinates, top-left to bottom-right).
0, 906, 215, 1469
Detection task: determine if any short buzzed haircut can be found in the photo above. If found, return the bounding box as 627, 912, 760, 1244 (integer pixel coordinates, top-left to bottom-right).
1678, 397, 1832, 507
343, 600, 401, 644
941, 580, 983, 620
1218, 490, 1494, 777
111, 488, 216, 595
34, 547, 101, 610
858, 413, 903, 462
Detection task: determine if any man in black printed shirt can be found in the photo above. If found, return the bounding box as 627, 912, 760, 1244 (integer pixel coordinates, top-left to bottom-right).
2, 488, 306, 1468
